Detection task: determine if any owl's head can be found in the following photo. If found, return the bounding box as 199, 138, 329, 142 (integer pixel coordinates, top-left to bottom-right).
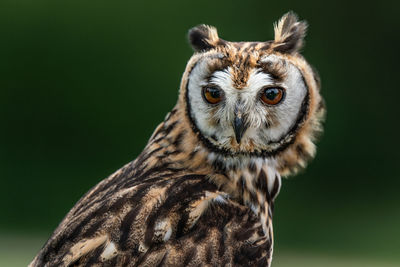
179, 12, 325, 175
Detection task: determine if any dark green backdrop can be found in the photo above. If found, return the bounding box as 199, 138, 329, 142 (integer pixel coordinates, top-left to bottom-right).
1, 0, 399, 264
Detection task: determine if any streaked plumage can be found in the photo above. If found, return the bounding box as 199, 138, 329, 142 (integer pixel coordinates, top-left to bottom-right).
30, 12, 325, 267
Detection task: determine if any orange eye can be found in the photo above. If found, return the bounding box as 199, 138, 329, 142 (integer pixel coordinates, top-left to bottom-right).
261, 87, 284, 105
203, 86, 223, 104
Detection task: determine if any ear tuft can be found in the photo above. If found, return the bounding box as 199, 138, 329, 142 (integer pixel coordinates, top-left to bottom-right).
188, 25, 222, 52
273, 11, 307, 54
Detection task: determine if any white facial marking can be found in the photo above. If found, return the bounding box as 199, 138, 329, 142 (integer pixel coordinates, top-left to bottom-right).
188, 53, 307, 153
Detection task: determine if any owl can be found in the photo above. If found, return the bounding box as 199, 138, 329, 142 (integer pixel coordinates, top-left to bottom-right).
30, 12, 325, 267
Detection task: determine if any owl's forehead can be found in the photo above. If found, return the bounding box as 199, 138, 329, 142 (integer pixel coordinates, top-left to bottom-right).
205, 42, 287, 89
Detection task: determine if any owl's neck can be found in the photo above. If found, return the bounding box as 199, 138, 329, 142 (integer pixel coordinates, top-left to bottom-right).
205, 153, 281, 237
143, 107, 281, 230
207, 153, 282, 208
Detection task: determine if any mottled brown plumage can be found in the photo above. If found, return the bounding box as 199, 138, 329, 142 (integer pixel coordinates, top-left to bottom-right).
30, 12, 324, 267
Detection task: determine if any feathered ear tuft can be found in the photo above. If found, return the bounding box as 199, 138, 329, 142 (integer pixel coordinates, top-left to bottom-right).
188, 25, 223, 52
273, 11, 307, 54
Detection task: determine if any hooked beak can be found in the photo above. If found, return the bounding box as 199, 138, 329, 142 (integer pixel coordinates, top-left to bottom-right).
233, 110, 248, 144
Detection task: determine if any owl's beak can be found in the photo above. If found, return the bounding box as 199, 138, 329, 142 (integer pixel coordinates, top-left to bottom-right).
233, 111, 248, 144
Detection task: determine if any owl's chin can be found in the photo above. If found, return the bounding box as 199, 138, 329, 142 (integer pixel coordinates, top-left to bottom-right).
203, 135, 287, 158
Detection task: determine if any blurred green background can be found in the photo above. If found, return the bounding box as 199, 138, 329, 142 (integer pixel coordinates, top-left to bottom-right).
1, 0, 399, 266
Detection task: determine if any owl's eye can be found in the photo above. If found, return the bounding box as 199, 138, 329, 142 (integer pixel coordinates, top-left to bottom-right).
203, 86, 223, 104
261, 87, 284, 105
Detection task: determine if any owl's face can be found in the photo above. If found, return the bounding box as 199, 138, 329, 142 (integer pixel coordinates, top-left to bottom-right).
187, 50, 308, 156
181, 13, 324, 164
